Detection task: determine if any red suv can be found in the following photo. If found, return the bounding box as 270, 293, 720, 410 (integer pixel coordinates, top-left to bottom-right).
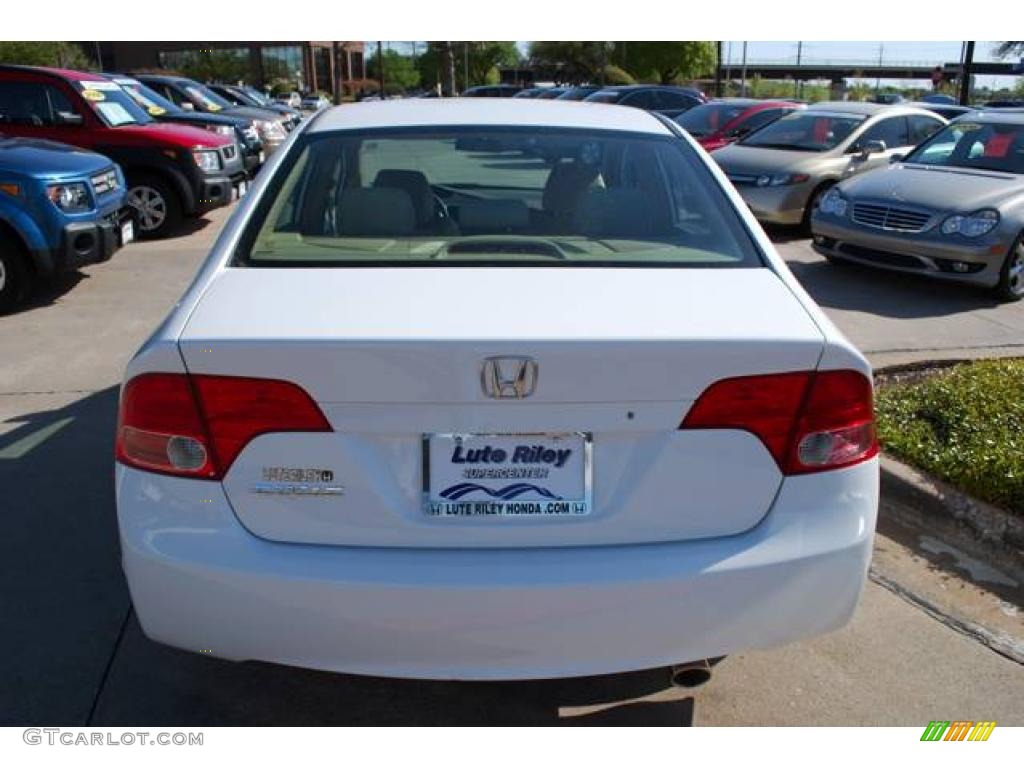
0, 66, 244, 238
674, 99, 804, 153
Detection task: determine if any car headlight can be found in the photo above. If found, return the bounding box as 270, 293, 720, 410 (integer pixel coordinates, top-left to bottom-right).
255, 119, 286, 141
756, 172, 810, 187
941, 209, 999, 238
818, 188, 848, 217
192, 149, 222, 173
47, 182, 92, 212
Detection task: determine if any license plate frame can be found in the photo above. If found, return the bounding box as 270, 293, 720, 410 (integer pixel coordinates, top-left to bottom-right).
423, 432, 592, 518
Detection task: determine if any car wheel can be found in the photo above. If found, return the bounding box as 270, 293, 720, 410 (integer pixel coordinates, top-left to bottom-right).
0, 231, 32, 314
801, 182, 834, 233
126, 175, 182, 239
995, 233, 1024, 302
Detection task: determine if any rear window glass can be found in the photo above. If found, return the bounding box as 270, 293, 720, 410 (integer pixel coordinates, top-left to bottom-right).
237, 128, 762, 268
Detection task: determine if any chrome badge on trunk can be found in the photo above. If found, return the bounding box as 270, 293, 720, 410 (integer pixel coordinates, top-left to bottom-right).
251, 467, 344, 496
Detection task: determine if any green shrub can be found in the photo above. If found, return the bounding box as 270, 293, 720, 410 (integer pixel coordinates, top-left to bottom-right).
601, 65, 635, 85
875, 359, 1024, 513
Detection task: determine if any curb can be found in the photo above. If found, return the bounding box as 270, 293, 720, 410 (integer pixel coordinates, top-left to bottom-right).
879, 454, 1024, 584
868, 568, 1024, 666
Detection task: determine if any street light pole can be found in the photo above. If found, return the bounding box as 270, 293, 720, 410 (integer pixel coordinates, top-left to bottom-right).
740, 41, 748, 97
376, 41, 385, 97
715, 42, 722, 97
725, 42, 732, 95
795, 41, 802, 99
959, 41, 975, 105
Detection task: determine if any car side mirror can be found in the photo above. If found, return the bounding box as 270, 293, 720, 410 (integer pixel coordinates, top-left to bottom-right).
859, 139, 886, 158
55, 111, 83, 126
889, 153, 904, 164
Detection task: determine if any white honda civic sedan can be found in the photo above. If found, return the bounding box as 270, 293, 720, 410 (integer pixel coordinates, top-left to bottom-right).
115, 99, 879, 682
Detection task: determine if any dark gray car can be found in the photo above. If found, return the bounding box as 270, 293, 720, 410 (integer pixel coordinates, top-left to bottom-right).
135, 74, 290, 155
811, 111, 1024, 301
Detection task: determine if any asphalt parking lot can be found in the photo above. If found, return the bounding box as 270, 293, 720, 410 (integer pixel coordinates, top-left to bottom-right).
1, 205, 1022, 726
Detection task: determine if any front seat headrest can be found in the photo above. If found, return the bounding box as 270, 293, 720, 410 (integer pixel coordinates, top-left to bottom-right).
337, 187, 416, 237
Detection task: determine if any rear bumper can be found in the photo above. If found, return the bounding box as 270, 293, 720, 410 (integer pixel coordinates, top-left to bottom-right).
116, 459, 878, 680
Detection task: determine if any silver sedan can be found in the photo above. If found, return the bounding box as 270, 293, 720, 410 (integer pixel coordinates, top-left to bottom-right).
811, 111, 1024, 301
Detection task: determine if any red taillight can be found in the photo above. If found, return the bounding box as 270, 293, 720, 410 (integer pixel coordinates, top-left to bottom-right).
680, 369, 877, 475
115, 373, 330, 480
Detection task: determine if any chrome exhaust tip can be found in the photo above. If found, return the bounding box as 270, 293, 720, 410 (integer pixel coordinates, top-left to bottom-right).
670, 659, 713, 690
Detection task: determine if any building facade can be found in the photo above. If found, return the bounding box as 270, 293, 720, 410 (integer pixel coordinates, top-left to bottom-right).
93, 42, 365, 97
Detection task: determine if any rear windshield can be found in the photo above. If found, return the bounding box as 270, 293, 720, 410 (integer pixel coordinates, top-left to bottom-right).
740, 111, 865, 151
237, 127, 761, 268
675, 102, 749, 137
584, 91, 621, 104
903, 121, 1024, 174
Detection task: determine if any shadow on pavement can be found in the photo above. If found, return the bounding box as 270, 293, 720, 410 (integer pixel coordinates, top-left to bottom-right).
0, 386, 129, 725
2, 270, 88, 317
93, 618, 695, 726
762, 223, 808, 244
2, 387, 695, 726
784, 255, 1003, 319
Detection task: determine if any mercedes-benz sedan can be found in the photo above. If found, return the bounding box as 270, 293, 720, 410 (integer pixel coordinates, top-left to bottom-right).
812, 111, 1024, 301
115, 99, 879, 681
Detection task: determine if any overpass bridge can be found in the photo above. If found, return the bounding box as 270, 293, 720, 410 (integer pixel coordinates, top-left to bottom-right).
720, 58, 1019, 83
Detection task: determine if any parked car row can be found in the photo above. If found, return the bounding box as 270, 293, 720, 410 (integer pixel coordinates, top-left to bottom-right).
696, 98, 1023, 301
712, 102, 948, 228
475, 86, 1022, 302
0, 64, 302, 309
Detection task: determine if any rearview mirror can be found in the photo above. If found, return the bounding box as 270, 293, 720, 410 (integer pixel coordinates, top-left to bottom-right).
859, 139, 886, 158
55, 111, 83, 126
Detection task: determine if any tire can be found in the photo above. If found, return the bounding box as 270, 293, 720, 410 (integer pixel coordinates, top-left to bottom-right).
994, 233, 1024, 302
0, 231, 32, 314
125, 174, 182, 239
801, 182, 834, 234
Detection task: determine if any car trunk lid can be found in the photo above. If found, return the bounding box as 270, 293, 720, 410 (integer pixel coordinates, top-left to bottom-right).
178, 267, 825, 547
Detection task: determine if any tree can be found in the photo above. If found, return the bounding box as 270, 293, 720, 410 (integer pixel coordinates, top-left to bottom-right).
616, 42, 715, 85
847, 81, 873, 102
0, 41, 93, 70
177, 50, 249, 84
528, 41, 612, 83
367, 48, 421, 93
995, 42, 1024, 58
601, 64, 635, 85
418, 41, 519, 92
